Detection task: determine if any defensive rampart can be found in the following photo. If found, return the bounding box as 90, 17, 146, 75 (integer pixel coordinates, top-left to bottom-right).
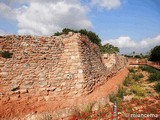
0, 33, 127, 103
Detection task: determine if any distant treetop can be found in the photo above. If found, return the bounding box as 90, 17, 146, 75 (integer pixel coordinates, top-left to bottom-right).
149, 45, 160, 62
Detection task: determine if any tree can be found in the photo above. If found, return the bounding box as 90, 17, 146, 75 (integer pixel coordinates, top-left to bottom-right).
54, 32, 62, 36
100, 43, 119, 54
132, 51, 135, 58
135, 55, 141, 58
140, 53, 143, 58
62, 28, 78, 34
54, 28, 102, 47
149, 45, 160, 62
79, 29, 102, 46
54, 28, 120, 54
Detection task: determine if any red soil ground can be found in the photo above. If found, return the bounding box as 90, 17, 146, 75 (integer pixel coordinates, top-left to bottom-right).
0, 67, 128, 119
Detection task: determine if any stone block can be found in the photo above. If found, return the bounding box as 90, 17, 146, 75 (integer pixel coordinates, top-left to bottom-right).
75, 83, 82, 89
71, 56, 76, 60
55, 88, 61, 92
78, 78, 85, 83
99, 97, 109, 107
24, 81, 34, 86
39, 88, 46, 92
20, 89, 28, 94
78, 69, 83, 73
10, 94, 20, 101
68, 32, 73, 36
46, 87, 56, 91
73, 91, 78, 95
28, 89, 36, 94
38, 77, 46, 81
61, 82, 66, 86
70, 70, 78, 74
77, 74, 84, 79
0, 72, 8, 77
44, 96, 49, 101
0, 61, 4, 64
74, 92, 82, 97
54, 68, 63, 74
48, 96, 56, 101
0, 92, 4, 98
38, 96, 45, 102
92, 102, 99, 111
10, 84, 19, 91
38, 81, 48, 87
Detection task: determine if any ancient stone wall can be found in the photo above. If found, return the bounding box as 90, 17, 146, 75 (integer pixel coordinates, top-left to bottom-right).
0, 33, 127, 103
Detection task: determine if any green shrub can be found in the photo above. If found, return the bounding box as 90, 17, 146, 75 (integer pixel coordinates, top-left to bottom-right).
123, 76, 130, 86
139, 65, 157, 73
123, 75, 135, 86
109, 94, 122, 105
129, 68, 135, 73
54, 28, 102, 47
0, 51, 13, 58
139, 65, 144, 70
109, 94, 117, 103
133, 74, 140, 81
131, 85, 146, 97
109, 88, 124, 103
148, 74, 157, 82
117, 88, 124, 99
138, 73, 144, 78
154, 81, 160, 93
148, 73, 160, 82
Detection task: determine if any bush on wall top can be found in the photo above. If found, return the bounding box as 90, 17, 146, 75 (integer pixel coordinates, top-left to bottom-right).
54, 28, 120, 54
0, 51, 13, 58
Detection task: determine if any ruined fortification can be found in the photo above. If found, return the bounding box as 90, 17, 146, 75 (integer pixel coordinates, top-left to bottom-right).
0, 32, 127, 103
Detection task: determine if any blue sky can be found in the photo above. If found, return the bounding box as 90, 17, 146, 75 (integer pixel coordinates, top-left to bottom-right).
0, 0, 160, 54
90, 0, 160, 41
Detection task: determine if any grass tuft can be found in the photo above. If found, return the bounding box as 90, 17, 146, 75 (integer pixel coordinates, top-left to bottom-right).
133, 74, 140, 81
131, 85, 146, 97
129, 68, 135, 73
109, 93, 117, 103
117, 88, 124, 99
123, 76, 130, 86
138, 73, 144, 78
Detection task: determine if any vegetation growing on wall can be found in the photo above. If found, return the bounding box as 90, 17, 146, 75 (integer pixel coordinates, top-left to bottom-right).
0, 51, 13, 58
100, 43, 119, 54
54, 28, 119, 54
54, 28, 102, 47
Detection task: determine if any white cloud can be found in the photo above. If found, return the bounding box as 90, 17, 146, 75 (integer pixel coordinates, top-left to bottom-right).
104, 35, 160, 54
139, 35, 160, 48
107, 36, 136, 48
0, 2, 16, 20
91, 0, 121, 10
0, 0, 92, 36
17, 0, 92, 35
